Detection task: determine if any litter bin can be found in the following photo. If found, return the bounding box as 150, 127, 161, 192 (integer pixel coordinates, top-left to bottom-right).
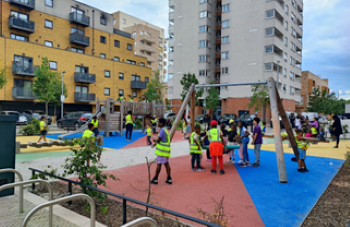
0, 115, 18, 197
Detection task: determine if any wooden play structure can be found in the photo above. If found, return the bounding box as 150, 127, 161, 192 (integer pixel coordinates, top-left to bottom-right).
168, 77, 307, 183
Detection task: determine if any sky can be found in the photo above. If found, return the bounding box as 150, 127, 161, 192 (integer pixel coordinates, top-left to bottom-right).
80, 0, 350, 100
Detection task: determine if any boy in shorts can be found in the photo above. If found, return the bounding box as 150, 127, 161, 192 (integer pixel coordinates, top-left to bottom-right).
295, 129, 308, 172
38, 116, 47, 143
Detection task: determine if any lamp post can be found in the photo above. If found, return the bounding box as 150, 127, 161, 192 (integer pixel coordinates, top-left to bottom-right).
276, 60, 281, 90
61, 71, 66, 118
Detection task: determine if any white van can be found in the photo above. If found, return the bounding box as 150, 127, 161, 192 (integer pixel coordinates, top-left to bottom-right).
302, 112, 319, 122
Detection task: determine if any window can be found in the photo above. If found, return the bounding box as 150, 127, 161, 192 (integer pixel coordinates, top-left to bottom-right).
291, 13, 296, 23
290, 86, 295, 95
285, 5, 289, 14
290, 42, 296, 51
71, 47, 84, 54
292, 0, 296, 8
222, 4, 230, 12
222, 20, 230, 28
45, 41, 53, 47
71, 7, 84, 15
122, 18, 126, 24
10, 34, 28, 42
290, 56, 295, 66
199, 11, 210, 18
221, 52, 229, 59
127, 44, 132, 51
45, 0, 53, 7
114, 56, 120, 62
119, 73, 124, 80
100, 53, 106, 59
114, 40, 120, 47
265, 63, 273, 71
265, 45, 273, 53
283, 84, 287, 92
199, 55, 208, 62
291, 27, 296, 37
71, 27, 84, 35
158, 55, 163, 61
134, 41, 137, 48
100, 14, 106, 25
158, 65, 163, 70
140, 62, 145, 67
284, 37, 288, 46
14, 79, 32, 88
199, 25, 209, 33
283, 68, 287, 77
284, 21, 288, 30
100, 36, 106, 44
200, 0, 208, 3
290, 72, 295, 81
45, 20, 53, 29
284, 52, 288, 62
221, 36, 229, 43
75, 65, 89, 74
49, 61, 57, 70
104, 88, 110, 96
14, 55, 33, 68
132, 75, 140, 81
105, 70, 110, 78
199, 70, 209, 76
127, 60, 136, 65
119, 89, 124, 96
145, 77, 149, 83
221, 67, 228, 74
132, 91, 137, 97
266, 10, 274, 18
265, 27, 274, 36
199, 40, 209, 48
10, 11, 28, 21
132, 32, 137, 38
147, 62, 151, 66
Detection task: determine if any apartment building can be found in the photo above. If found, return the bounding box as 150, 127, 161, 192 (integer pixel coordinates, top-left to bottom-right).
296, 71, 329, 112
113, 11, 167, 81
168, 0, 304, 118
0, 0, 151, 114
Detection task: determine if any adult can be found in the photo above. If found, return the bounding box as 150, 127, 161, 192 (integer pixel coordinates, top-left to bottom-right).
125, 110, 134, 140
331, 115, 342, 148
151, 115, 158, 134
289, 113, 296, 128
118, 94, 125, 101
238, 121, 250, 167
128, 95, 134, 102
295, 114, 302, 130
203, 114, 210, 131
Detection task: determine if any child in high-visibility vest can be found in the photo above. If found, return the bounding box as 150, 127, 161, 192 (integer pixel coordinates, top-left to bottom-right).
91, 116, 99, 137
189, 125, 205, 172
82, 123, 98, 166
38, 116, 47, 143
295, 129, 309, 172
144, 123, 153, 146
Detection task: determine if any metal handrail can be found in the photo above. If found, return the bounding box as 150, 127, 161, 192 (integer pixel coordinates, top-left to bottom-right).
21, 194, 95, 227
121, 217, 157, 227
0, 180, 53, 227
0, 169, 24, 213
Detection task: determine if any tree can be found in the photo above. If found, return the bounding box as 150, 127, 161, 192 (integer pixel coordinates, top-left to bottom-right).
0, 69, 7, 89
248, 84, 270, 122
32, 57, 67, 116
206, 83, 220, 119
307, 88, 344, 115
306, 88, 323, 113
144, 70, 167, 103
180, 73, 203, 105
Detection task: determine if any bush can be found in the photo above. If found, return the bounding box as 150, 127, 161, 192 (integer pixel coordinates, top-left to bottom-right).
19, 118, 41, 136
135, 118, 142, 129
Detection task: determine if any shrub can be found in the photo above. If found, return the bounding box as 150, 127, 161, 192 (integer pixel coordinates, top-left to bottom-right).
19, 118, 41, 136
135, 118, 143, 129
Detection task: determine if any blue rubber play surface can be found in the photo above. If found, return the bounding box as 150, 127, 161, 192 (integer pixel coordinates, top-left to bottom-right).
47, 130, 146, 150
234, 149, 344, 227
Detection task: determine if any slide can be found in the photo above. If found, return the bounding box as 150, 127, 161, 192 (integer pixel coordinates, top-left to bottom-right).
58, 111, 102, 140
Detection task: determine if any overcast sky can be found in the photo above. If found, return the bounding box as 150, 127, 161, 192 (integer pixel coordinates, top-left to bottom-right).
80, 0, 350, 100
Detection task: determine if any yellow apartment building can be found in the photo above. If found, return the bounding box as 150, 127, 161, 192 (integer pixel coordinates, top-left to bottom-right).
0, 0, 151, 115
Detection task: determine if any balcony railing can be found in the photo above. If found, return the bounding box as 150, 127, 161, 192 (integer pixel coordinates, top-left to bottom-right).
70, 33, 90, 47
12, 87, 36, 99
74, 92, 95, 102
131, 81, 147, 89
12, 62, 37, 76
9, 0, 35, 10
113, 28, 131, 38
8, 17, 35, 33
74, 73, 96, 84
69, 12, 90, 27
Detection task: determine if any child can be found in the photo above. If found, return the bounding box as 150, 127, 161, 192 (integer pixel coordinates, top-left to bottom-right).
201, 130, 211, 161
91, 116, 99, 137
151, 118, 172, 185
295, 129, 309, 172
189, 125, 205, 171
151, 116, 158, 134
144, 123, 152, 146
82, 123, 100, 165
262, 122, 267, 135
252, 118, 263, 167
182, 118, 188, 139
227, 124, 238, 164
305, 127, 313, 138
319, 127, 326, 141
238, 121, 250, 167
38, 116, 47, 143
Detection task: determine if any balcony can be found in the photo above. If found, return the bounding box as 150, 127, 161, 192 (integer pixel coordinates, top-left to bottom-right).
169, 0, 174, 6
113, 28, 131, 38
215, 53, 221, 59
216, 25, 222, 30
169, 12, 174, 20
69, 12, 90, 27
215, 67, 221, 73
70, 33, 90, 47
9, 0, 35, 10
216, 39, 221, 45
12, 62, 37, 76
74, 73, 96, 84
8, 17, 35, 33
168, 39, 174, 47
140, 45, 156, 53
169, 25, 174, 34
131, 81, 147, 89
74, 92, 95, 102
168, 52, 173, 60
12, 87, 36, 100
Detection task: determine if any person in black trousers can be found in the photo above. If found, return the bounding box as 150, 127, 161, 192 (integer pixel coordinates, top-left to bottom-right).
125, 110, 134, 140
331, 115, 343, 148
289, 113, 296, 128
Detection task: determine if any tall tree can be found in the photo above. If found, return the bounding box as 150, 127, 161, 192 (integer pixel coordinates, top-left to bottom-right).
32, 57, 67, 116
180, 73, 203, 105
206, 83, 220, 119
144, 70, 167, 103
0, 69, 7, 89
248, 84, 270, 122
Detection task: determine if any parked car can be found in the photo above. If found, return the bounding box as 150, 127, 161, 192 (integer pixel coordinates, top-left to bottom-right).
164, 112, 176, 121
195, 114, 210, 123
57, 112, 93, 129
22, 109, 52, 125
218, 114, 237, 125
0, 111, 27, 125
235, 114, 256, 125
318, 116, 329, 124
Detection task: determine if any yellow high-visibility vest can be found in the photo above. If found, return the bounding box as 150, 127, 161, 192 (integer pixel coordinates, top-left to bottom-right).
91, 119, 98, 128
82, 129, 95, 142
190, 132, 202, 154
155, 128, 171, 157
40, 121, 46, 131
311, 127, 317, 135
126, 114, 133, 125
147, 127, 152, 136
208, 128, 221, 143
295, 135, 308, 150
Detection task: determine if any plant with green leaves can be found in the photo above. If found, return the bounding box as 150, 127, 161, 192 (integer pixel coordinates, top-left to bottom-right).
248, 84, 270, 122
61, 138, 118, 214
32, 57, 67, 117
19, 118, 41, 136
144, 70, 167, 103
0, 69, 7, 89
206, 83, 220, 119
180, 73, 203, 105
307, 88, 344, 115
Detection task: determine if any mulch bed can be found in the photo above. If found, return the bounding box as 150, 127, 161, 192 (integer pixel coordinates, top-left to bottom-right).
302, 159, 350, 227
31, 181, 193, 227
